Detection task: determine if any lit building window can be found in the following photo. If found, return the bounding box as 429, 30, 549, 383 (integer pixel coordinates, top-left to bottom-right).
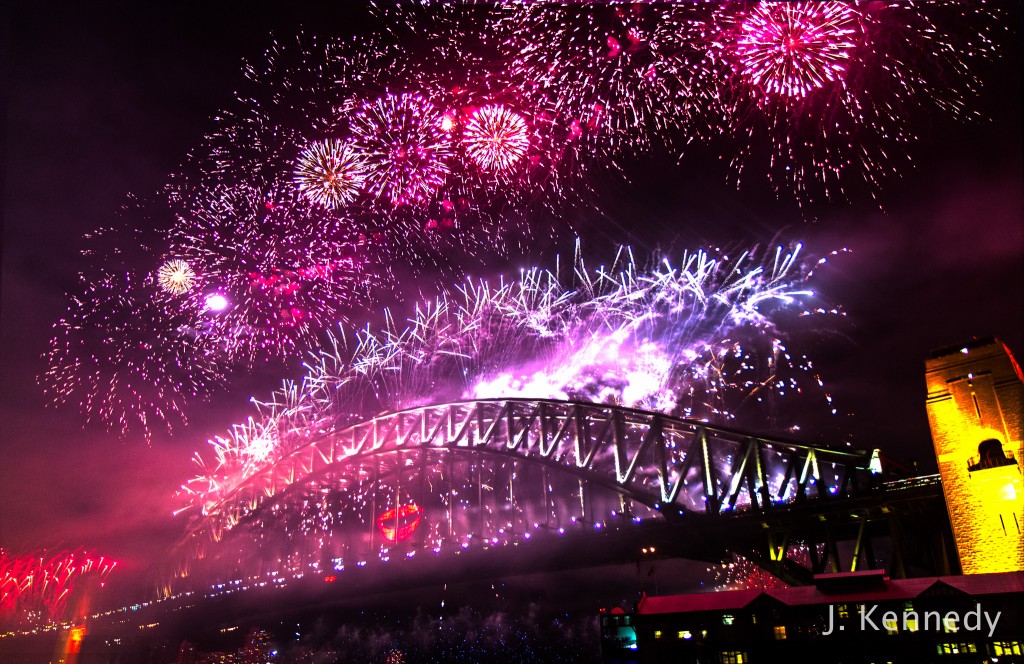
943, 616, 959, 633
994, 641, 1023, 656
773, 625, 787, 640
678, 630, 692, 640
719, 651, 747, 664
837, 604, 849, 619
654, 630, 662, 639
722, 614, 735, 626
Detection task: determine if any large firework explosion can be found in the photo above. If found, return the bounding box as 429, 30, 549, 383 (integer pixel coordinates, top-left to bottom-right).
0, 549, 117, 628
180, 241, 841, 518
350, 92, 453, 206
690, 0, 1003, 201
293, 139, 367, 210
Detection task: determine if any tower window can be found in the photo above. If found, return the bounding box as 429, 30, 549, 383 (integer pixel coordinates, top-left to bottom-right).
968, 439, 1017, 471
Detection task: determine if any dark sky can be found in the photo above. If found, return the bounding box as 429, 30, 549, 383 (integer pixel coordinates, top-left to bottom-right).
1, 2, 1022, 590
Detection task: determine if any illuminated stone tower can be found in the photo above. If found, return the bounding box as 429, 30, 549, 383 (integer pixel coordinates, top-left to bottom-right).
925, 337, 1024, 574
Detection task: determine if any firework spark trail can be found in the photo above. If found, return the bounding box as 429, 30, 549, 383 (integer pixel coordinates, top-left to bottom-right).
0, 549, 117, 627
181, 241, 842, 515
503, 2, 695, 156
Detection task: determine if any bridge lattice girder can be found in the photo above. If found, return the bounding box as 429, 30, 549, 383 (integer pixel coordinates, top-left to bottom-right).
188, 399, 874, 546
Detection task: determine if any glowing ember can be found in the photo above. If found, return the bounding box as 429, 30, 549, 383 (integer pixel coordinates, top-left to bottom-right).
204, 293, 229, 312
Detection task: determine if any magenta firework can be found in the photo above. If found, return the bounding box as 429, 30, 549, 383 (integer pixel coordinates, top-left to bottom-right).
0, 549, 117, 627
692, 1, 1003, 201
463, 105, 531, 173
42, 271, 222, 440
350, 92, 452, 206
733, 2, 858, 100
165, 182, 374, 364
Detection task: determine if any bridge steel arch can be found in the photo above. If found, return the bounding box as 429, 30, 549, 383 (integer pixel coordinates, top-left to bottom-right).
178, 399, 875, 573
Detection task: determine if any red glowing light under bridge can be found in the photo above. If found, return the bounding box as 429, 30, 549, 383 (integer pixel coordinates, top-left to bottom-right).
376, 503, 424, 543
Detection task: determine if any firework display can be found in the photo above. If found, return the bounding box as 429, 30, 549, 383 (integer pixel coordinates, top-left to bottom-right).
42, 2, 1002, 438
168, 242, 843, 582
0, 549, 117, 628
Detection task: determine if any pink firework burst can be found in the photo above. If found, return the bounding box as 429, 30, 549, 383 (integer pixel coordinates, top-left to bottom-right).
350, 92, 452, 206
735, 2, 858, 100
463, 104, 531, 172
693, 1, 1004, 204
42, 270, 222, 441
166, 182, 374, 364
293, 139, 366, 209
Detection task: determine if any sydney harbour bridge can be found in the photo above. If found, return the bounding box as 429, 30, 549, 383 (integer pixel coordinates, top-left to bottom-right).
169, 396, 950, 595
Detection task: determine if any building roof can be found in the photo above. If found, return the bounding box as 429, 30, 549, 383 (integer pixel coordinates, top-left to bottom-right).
939, 572, 1024, 596
638, 589, 762, 614
635, 572, 1024, 616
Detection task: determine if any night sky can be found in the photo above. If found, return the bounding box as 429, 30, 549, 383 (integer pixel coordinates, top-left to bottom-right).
1, 2, 1022, 592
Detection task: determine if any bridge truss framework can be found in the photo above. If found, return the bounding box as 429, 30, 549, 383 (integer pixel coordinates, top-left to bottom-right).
174, 398, 883, 583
